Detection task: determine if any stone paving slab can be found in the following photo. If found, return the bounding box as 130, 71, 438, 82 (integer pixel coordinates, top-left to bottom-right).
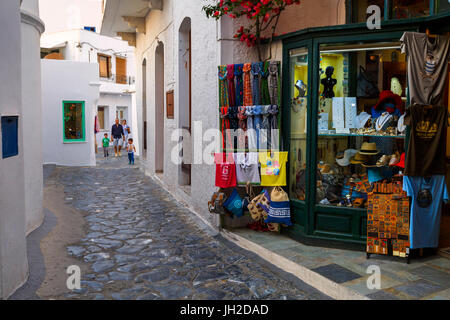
45, 154, 330, 300
230, 228, 450, 300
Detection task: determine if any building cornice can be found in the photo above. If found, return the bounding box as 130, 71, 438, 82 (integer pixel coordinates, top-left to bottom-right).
20, 9, 45, 34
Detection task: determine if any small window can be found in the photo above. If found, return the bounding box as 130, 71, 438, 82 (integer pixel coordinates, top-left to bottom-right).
63, 101, 85, 142
166, 90, 174, 119
98, 106, 105, 130
1, 116, 19, 158
98, 54, 111, 78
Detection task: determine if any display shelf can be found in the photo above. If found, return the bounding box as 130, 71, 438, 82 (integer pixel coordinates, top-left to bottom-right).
318, 133, 406, 139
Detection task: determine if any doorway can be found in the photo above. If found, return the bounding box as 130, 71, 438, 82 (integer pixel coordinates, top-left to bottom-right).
155, 43, 165, 173
142, 58, 147, 159
178, 17, 192, 187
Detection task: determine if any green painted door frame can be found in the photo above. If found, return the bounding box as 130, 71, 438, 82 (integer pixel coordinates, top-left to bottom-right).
62, 101, 86, 143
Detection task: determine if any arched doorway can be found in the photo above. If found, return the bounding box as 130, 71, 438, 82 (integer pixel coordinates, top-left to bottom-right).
155, 43, 164, 173
142, 58, 147, 159
178, 17, 192, 187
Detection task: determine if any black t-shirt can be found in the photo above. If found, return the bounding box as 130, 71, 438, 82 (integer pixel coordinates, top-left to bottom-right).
405, 104, 448, 176
111, 124, 124, 139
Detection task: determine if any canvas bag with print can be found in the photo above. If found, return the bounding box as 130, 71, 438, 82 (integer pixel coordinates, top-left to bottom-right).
214, 153, 237, 188
259, 151, 288, 186
265, 186, 292, 226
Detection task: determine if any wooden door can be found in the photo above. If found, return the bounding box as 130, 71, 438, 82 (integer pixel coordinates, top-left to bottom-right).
116, 57, 127, 84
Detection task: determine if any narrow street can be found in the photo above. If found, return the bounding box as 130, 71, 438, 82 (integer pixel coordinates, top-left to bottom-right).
25, 155, 329, 300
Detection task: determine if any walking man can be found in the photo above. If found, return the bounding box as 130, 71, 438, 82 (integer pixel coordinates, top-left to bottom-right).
111, 118, 125, 157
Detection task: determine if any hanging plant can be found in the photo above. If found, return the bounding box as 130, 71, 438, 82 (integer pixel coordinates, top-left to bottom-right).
202, 0, 301, 62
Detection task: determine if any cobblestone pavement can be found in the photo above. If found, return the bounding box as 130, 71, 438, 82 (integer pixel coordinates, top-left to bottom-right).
53, 154, 329, 300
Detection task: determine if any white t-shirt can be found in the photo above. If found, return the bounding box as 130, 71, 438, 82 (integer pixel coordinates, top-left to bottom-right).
234, 152, 261, 184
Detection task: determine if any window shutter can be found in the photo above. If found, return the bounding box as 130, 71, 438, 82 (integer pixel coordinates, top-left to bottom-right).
116, 57, 127, 84
166, 90, 174, 119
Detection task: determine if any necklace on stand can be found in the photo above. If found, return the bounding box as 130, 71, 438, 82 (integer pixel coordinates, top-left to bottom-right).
376, 112, 392, 131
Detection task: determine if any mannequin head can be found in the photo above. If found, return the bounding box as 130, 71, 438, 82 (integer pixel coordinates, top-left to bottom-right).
325, 66, 334, 77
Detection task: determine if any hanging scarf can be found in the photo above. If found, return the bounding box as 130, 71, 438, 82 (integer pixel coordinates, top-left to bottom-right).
268, 105, 279, 150
260, 62, 271, 105
227, 64, 236, 107
251, 62, 262, 105
237, 106, 248, 149
218, 66, 229, 108
260, 105, 271, 150
246, 106, 257, 151
234, 64, 244, 107
228, 106, 239, 150
243, 63, 253, 106
253, 105, 263, 150
268, 62, 279, 106
220, 106, 231, 150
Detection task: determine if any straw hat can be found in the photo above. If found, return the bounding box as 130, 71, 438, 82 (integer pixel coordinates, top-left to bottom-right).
350, 152, 369, 164
359, 142, 379, 155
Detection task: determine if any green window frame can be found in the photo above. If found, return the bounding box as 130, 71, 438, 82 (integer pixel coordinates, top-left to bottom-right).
62, 101, 85, 142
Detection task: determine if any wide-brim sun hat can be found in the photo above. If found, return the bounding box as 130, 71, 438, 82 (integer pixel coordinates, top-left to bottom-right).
359, 142, 379, 155
336, 149, 358, 166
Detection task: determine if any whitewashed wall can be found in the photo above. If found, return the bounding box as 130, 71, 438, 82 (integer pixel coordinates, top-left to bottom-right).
0, 0, 29, 300
41, 60, 100, 166
22, 0, 45, 235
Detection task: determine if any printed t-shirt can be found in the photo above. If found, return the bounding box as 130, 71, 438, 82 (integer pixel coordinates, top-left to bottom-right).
259, 152, 288, 186
404, 104, 448, 176
234, 153, 260, 184
102, 138, 110, 147
403, 175, 449, 249
400, 32, 450, 105
214, 153, 237, 188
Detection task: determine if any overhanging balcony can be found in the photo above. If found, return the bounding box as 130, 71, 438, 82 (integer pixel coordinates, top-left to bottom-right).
100, 0, 162, 45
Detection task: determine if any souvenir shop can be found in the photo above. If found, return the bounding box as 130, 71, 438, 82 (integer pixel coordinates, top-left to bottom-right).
209, 8, 450, 259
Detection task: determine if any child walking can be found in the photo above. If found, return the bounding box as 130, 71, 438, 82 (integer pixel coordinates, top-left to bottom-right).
127, 138, 136, 165
102, 133, 110, 157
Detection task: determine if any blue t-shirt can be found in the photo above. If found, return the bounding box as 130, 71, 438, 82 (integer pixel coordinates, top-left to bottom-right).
403, 175, 449, 249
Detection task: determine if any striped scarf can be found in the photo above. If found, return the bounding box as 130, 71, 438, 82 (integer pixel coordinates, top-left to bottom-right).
227, 64, 236, 107
243, 63, 253, 106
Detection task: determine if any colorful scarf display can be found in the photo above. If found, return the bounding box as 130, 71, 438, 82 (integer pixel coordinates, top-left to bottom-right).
217, 61, 281, 153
